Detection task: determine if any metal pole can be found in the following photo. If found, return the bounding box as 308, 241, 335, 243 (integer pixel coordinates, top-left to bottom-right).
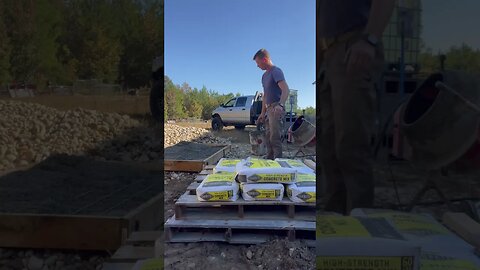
399, 9, 406, 99
289, 95, 294, 123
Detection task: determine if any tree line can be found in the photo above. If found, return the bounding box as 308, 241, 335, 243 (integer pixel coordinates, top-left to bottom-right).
0, 0, 163, 90
164, 76, 316, 121
419, 43, 480, 74
164, 76, 239, 121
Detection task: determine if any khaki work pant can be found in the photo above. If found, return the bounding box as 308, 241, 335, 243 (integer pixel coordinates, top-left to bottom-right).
318, 34, 384, 215
265, 104, 284, 159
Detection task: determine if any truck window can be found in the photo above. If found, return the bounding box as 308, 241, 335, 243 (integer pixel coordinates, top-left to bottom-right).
224, 98, 236, 107
235, 97, 247, 107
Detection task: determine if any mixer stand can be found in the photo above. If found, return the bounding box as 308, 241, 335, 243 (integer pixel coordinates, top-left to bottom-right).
291, 145, 316, 159
406, 169, 455, 212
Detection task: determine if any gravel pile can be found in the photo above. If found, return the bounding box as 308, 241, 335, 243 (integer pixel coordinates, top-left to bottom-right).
164, 124, 230, 146
0, 100, 141, 171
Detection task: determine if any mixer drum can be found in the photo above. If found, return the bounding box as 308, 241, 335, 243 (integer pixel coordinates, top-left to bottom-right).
291, 116, 316, 147
401, 70, 480, 170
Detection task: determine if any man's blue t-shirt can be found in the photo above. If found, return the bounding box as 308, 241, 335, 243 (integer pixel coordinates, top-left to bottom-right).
262, 66, 285, 105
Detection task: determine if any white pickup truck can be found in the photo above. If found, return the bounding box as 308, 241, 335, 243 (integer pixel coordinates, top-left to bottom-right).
211, 92, 297, 131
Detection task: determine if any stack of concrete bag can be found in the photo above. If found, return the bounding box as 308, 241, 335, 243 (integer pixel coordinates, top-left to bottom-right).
275, 158, 316, 203
212, 158, 242, 173
235, 158, 292, 201
196, 158, 243, 202
196, 170, 240, 202
236, 157, 317, 202
196, 157, 316, 202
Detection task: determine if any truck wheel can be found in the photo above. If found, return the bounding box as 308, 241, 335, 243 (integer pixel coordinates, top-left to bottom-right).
256, 122, 265, 131
212, 116, 224, 131
234, 125, 246, 130
149, 78, 162, 122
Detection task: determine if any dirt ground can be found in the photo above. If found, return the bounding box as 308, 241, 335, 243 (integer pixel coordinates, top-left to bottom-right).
164, 124, 480, 270
164, 123, 315, 270
163, 127, 316, 270
372, 161, 480, 219
164, 169, 316, 270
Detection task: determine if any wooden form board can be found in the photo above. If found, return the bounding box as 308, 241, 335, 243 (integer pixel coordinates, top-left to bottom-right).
0, 192, 163, 251
0, 213, 126, 250
443, 212, 480, 249
107, 230, 163, 266
164, 144, 230, 172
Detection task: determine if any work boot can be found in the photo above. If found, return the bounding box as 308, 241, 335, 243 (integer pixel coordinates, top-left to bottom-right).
262, 155, 274, 160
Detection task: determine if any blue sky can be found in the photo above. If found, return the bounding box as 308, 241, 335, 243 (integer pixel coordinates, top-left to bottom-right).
165, 0, 315, 108
422, 0, 480, 52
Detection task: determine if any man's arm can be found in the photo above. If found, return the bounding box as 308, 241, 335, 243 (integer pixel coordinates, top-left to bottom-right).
261, 92, 267, 115
278, 80, 289, 106
346, 0, 395, 74
364, 0, 396, 38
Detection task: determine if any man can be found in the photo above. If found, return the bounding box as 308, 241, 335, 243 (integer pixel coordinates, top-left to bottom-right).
317, 0, 395, 214
253, 49, 289, 159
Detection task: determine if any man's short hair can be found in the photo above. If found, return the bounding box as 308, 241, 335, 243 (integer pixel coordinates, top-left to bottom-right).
253, 49, 270, 60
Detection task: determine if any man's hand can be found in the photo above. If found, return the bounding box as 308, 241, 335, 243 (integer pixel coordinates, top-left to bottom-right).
257, 113, 265, 124
344, 39, 375, 75
274, 104, 284, 118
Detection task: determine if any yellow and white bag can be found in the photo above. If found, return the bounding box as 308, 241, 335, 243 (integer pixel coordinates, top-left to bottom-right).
213, 158, 242, 173
235, 157, 296, 184
286, 173, 316, 203
275, 158, 314, 174
196, 172, 239, 202
241, 182, 284, 201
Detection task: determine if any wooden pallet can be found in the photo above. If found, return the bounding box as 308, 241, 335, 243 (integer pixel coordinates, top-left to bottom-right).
165, 163, 316, 246
165, 215, 315, 247
164, 143, 230, 172
175, 188, 315, 221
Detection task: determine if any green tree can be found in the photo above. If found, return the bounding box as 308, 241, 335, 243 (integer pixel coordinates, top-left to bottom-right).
164, 76, 186, 119
418, 47, 439, 74
419, 43, 480, 74
189, 100, 203, 118
114, 0, 163, 88
32, 0, 64, 88
61, 0, 123, 83
0, 2, 12, 86
444, 43, 480, 73
80, 27, 122, 83
3, 0, 37, 83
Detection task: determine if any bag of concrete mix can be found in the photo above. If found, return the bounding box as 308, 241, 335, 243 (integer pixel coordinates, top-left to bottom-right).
420, 252, 479, 270
275, 158, 314, 174
235, 157, 297, 184
317, 215, 421, 270
241, 182, 284, 201
132, 258, 163, 270
213, 158, 242, 173
196, 172, 239, 202
351, 208, 480, 268
286, 173, 316, 203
